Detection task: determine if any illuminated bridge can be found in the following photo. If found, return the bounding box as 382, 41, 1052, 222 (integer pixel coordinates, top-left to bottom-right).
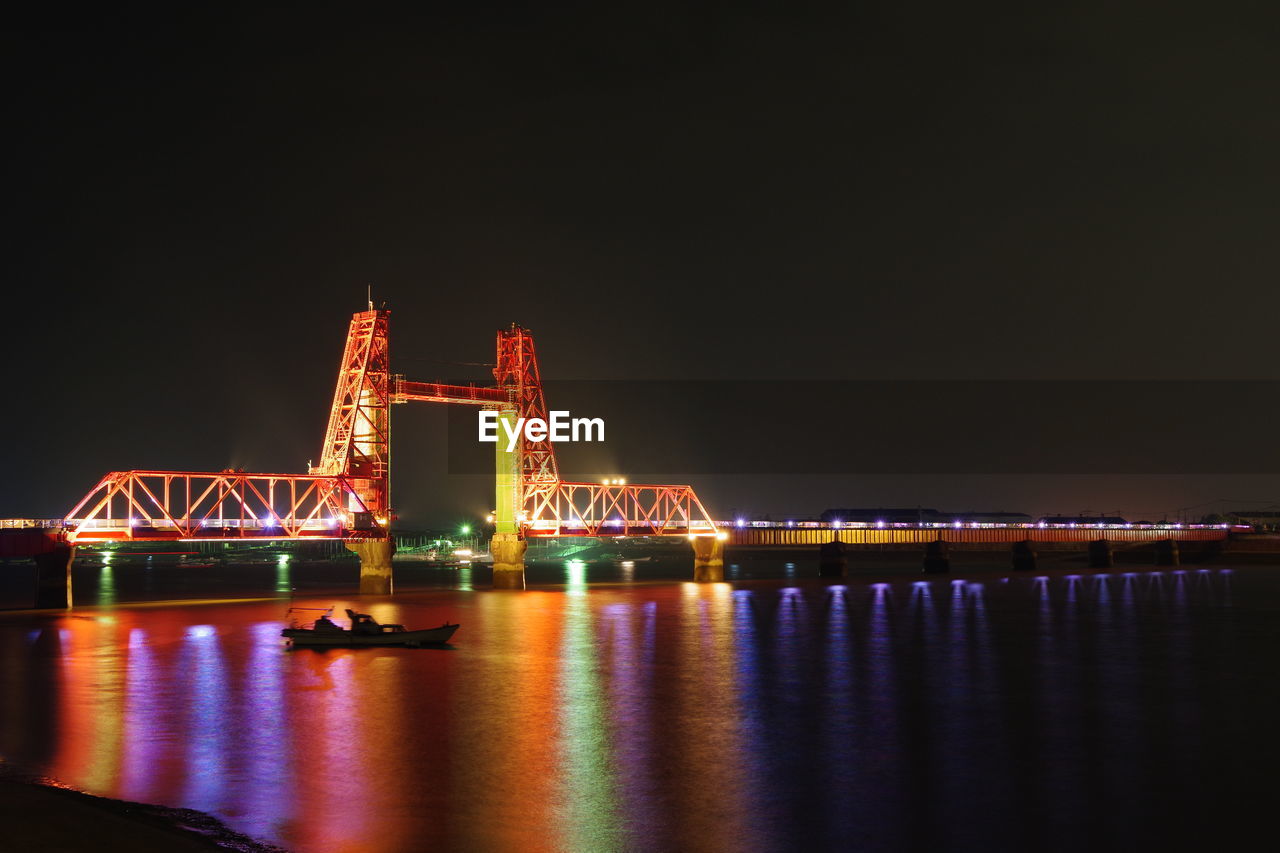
0, 304, 1254, 607
6, 303, 721, 604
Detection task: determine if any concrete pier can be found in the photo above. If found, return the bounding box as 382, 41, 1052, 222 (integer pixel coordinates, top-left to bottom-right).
818, 539, 847, 577
33, 545, 75, 609
1012, 540, 1038, 572
348, 539, 394, 595
491, 532, 527, 589
1088, 538, 1114, 569
923, 538, 950, 573
692, 535, 725, 582
1156, 538, 1181, 566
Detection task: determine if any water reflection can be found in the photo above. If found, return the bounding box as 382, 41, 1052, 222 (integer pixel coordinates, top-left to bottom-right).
98, 565, 116, 607
181, 625, 230, 812
275, 555, 291, 594
0, 564, 1269, 851
555, 587, 623, 849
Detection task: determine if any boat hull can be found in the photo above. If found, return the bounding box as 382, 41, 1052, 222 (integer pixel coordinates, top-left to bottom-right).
283, 624, 458, 647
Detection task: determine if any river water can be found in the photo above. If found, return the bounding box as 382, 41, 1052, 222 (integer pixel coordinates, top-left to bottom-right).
1, 556, 1277, 851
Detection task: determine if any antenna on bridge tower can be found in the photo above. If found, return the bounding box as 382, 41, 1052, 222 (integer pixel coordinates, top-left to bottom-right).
367, 284, 374, 311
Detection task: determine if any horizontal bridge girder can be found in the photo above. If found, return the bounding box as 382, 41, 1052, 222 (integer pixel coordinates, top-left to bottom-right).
393, 380, 509, 406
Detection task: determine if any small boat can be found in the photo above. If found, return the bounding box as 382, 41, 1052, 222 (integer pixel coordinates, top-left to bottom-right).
282, 608, 458, 647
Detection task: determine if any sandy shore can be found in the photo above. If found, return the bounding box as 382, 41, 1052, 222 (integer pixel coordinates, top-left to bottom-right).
0, 772, 286, 852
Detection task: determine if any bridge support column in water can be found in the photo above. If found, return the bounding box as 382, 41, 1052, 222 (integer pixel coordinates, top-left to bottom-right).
1088, 538, 1114, 569
34, 545, 75, 609
1012, 539, 1038, 571
491, 532, 527, 589
923, 538, 950, 573
1156, 538, 1180, 566
819, 539, 847, 577
488, 406, 527, 589
348, 539, 394, 595
692, 535, 725, 582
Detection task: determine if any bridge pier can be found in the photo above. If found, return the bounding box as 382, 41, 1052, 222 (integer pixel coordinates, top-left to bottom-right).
1088, 538, 1113, 569
923, 538, 950, 573
692, 535, 725, 582
1156, 538, 1180, 566
34, 545, 75, 609
819, 539, 847, 577
491, 532, 527, 589
348, 539, 394, 595
1012, 540, 1038, 572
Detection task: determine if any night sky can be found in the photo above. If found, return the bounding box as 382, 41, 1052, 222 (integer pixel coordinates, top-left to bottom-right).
4, 3, 1278, 525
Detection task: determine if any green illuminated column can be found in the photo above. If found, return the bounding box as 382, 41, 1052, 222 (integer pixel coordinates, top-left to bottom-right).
491, 407, 527, 588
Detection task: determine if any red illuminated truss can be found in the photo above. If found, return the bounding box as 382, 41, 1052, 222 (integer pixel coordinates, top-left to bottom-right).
312, 309, 391, 518
523, 482, 717, 537
494, 325, 559, 486
63, 310, 717, 542
66, 471, 363, 542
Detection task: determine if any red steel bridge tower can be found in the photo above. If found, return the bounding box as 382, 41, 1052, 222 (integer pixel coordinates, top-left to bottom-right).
62, 306, 720, 592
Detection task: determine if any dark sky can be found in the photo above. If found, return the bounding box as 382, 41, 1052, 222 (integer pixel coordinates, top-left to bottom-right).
4, 2, 1278, 525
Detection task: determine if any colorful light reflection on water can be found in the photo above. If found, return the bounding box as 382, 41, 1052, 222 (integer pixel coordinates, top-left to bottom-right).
0, 565, 1278, 851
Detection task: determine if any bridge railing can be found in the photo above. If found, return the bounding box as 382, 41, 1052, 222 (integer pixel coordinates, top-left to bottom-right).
0, 518, 66, 529
719, 519, 1243, 532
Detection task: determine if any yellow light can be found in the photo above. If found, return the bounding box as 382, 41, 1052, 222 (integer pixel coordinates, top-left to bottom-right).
485, 514, 495, 523
716, 531, 729, 541
617, 477, 626, 485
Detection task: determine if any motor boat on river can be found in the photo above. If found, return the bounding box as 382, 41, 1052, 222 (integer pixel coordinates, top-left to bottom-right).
283, 607, 458, 647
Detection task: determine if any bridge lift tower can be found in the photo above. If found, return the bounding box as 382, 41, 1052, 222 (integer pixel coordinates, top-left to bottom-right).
314, 306, 720, 590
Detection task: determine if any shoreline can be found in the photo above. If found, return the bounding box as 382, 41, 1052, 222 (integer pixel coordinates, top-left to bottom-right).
0, 764, 286, 852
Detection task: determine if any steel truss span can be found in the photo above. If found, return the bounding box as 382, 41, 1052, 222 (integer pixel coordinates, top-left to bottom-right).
524, 482, 718, 537
65, 471, 370, 543
62, 309, 718, 543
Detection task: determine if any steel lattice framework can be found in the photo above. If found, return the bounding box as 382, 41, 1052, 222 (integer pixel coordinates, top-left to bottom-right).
312, 309, 390, 518
63, 309, 717, 543
523, 482, 717, 537
494, 325, 559, 486
65, 471, 362, 541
